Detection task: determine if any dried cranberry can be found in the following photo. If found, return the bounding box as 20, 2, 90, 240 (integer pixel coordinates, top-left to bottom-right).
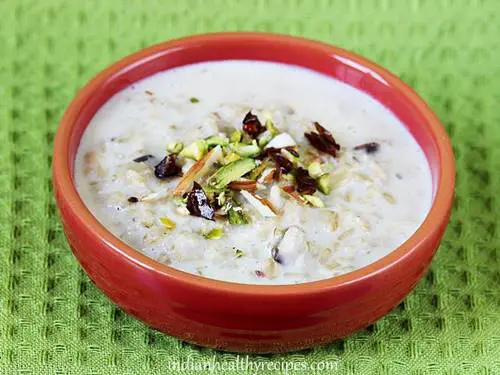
304, 122, 341, 157
186, 182, 215, 221
271, 153, 294, 174
242, 111, 265, 138
154, 154, 182, 179
295, 167, 317, 195
354, 142, 380, 154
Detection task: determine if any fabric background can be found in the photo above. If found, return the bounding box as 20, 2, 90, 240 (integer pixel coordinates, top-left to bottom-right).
0, 0, 499, 374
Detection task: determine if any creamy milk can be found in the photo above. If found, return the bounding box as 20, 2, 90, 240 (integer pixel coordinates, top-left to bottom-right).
75, 60, 432, 285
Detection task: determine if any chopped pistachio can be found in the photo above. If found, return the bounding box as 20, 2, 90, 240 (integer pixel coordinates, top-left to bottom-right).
203, 227, 224, 240
383, 192, 396, 204
223, 151, 241, 164
308, 161, 325, 178
208, 158, 257, 189
206, 135, 229, 147
159, 216, 176, 230
257, 130, 274, 147
248, 161, 268, 180
234, 248, 245, 258
167, 142, 184, 154
180, 140, 208, 161
303, 195, 325, 208
265, 119, 279, 135
328, 211, 339, 231
317, 173, 332, 194
282, 173, 296, 184
234, 141, 261, 158
189, 97, 200, 103
230, 130, 242, 143
228, 207, 250, 224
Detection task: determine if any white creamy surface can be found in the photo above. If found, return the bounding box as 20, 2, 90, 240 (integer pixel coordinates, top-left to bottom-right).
75, 60, 433, 284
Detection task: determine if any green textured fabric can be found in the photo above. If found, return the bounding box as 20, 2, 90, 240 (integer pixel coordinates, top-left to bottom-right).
1, 0, 499, 374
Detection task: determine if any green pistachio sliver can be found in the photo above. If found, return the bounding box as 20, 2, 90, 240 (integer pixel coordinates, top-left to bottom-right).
206, 135, 229, 147
282, 173, 296, 183
317, 173, 332, 195
190, 97, 200, 103
248, 161, 268, 180
308, 161, 325, 178
223, 152, 241, 164
235, 141, 261, 158
265, 119, 279, 135
160, 216, 176, 230
228, 207, 251, 225
167, 142, 184, 154
257, 130, 274, 148
230, 130, 242, 143
208, 158, 257, 189
234, 248, 245, 258
203, 227, 224, 240
180, 140, 208, 161
303, 195, 325, 208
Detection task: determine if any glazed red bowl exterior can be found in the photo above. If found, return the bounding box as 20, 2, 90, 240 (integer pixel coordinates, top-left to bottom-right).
52, 33, 455, 353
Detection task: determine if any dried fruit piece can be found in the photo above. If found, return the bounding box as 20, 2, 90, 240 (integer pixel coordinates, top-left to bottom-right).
271, 153, 294, 174
186, 182, 215, 221
128, 196, 139, 203
354, 142, 380, 154
295, 167, 317, 195
154, 154, 182, 179
242, 111, 265, 138
304, 122, 341, 157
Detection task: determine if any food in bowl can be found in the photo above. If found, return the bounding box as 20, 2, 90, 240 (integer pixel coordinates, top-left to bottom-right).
74, 60, 432, 285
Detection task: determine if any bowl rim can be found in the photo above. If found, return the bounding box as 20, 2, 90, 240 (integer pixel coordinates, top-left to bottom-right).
53, 32, 455, 296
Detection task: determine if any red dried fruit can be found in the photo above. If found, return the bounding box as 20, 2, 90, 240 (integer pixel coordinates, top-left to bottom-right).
295, 167, 317, 195
254, 270, 265, 277
271, 153, 294, 174
242, 111, 265, 138
186, 182, 215, 221
154, 154, 182, 179
304, 122, 341, 157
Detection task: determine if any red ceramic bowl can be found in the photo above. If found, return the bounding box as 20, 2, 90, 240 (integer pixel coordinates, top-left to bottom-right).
53, 32, 455, 353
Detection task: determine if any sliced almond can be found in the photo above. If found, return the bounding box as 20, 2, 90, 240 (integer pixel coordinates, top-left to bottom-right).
228, 179, 258, 191
240, 190, 278, 217
258, 167, 277, 184
172, 145, 223, 196
279, 185, 308, 205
